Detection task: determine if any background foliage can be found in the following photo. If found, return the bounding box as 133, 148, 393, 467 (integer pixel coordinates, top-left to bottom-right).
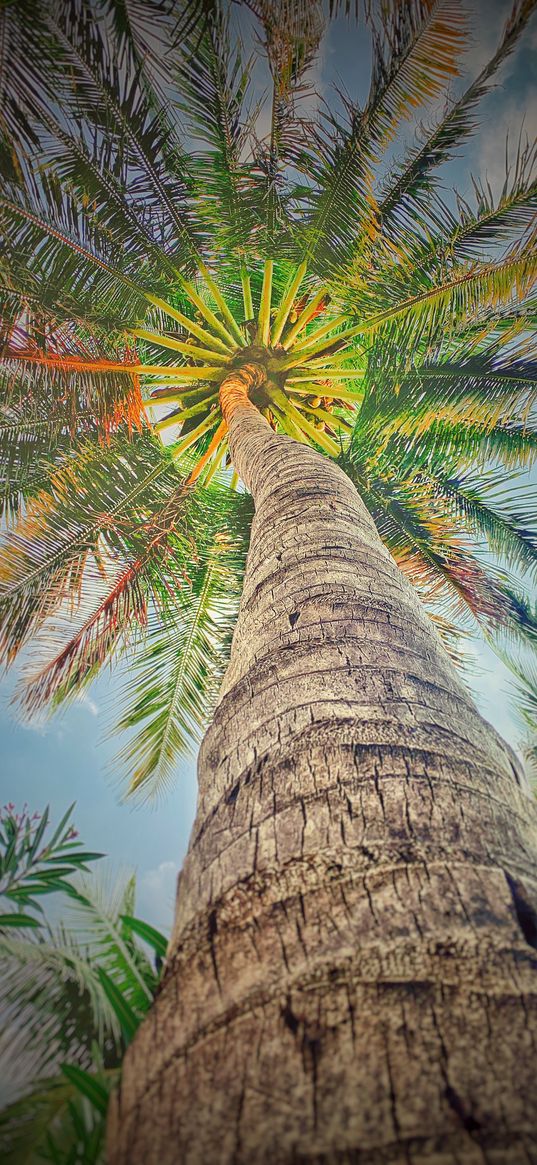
0, 803, 167, 1164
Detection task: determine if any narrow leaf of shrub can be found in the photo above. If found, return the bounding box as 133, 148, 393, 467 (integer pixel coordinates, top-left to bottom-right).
97, 967, 140, 1043
121, 915, 168, 958
60, 1064, 109, 1115
0, 911, 42, 928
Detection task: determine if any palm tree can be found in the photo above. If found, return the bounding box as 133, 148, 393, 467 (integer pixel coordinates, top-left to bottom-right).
0, 803, 167, 1163
499, 651, 537, 778
1, 0, 537, 1159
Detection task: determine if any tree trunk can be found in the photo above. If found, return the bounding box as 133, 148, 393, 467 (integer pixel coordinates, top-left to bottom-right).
109, 363, 537, 1164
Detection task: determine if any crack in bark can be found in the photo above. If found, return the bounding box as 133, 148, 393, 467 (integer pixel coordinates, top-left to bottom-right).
505, 872, 537, 950
207, 908, 222, 995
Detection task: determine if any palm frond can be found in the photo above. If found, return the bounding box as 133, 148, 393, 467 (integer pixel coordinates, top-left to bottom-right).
63, 872, 157, 1014
357, 354, 537, 448
173, 2, 258, 264
1, 327, 145, 430
0, 0, 59, 152
302, 0, 467, 279
98, 0, 184, 94
327, 0, 362, 15
0, 433, 189, 666
367, 0, 466, 136
377, 0, 537, 248
38, 0, 198, 269
112, 490, 253, 800
430, 467, 537, 580
489, 646, 537, 782
342, 447, 537, 651
0, 189, 151, 332
449, 146, 537, 262
249, 0, 325, 256
0, 930, 120, 1087
341, 243, 537, 354
0, 406, 87, 524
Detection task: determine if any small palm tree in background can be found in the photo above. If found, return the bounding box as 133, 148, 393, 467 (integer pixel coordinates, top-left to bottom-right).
500, 655, 537, 776
0, 803, 167, 1163
1, 0, 537, 1160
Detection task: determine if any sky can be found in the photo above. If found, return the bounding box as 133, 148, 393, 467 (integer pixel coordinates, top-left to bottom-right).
1, 0, 536, 935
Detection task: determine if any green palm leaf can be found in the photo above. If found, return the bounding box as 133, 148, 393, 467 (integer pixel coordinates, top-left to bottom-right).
37, 0, 197, 269
486, 646, 537, 782
0, 433, 194, 665
357, 355, 537, 447
377, 0, 537, 251
343, 447, 537, 651
174, 2, 258, 263
113, 493, 253, 800
301, 0, 467, 278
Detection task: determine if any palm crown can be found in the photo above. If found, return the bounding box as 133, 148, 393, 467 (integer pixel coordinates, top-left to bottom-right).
1, 0, 536, 799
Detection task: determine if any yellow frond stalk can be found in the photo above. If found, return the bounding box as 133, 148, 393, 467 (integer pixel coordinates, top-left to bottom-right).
278, 379, 364, 404
283, 383, 330, 398
271, 262, 308, 345
292, 398, 353, 432
240, 261, 254, 321
144, 384, 214, 405
139, 365, 222, 380
321, 386, 365, 403
144, 294, 233, 355
180, 275, 242, 349
267, 383, 340, 455
131, 329, 227, 366
270, 398, 310, 445
287, 370, 366, 382
153, 395, 219, 432
285, 400, 340, 455
196, 259, 246, 345
276, 336, 358, 372
187, 420, 228, 484
257, 260, 274, 345
306, 349, 361, 368
152, 409, 181, 434
142, 386, 206, 404
290, 312, 348, 356
170, 412, 220, 460
281, 288, 331, 350
203, 440, 228, 486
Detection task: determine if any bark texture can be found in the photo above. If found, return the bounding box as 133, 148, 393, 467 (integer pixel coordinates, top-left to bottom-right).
109, 366, 537, 1164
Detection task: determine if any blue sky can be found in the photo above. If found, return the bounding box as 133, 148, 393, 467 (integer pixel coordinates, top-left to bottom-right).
1, 0, 536, 933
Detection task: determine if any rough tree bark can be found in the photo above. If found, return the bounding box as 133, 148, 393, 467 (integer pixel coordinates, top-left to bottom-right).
109, 360, 537, 1164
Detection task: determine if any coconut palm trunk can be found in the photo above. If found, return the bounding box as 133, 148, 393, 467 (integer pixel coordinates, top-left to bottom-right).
109, 363, 537, 1164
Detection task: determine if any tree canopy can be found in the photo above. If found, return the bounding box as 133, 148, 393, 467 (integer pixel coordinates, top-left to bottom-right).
1, 0, 536, 798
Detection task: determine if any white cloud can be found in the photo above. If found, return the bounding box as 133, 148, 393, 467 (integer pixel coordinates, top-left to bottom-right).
138, 860, 179, 932
476, 97, 537, 195
75, 692, 99, 717
466, 639, 522, 753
